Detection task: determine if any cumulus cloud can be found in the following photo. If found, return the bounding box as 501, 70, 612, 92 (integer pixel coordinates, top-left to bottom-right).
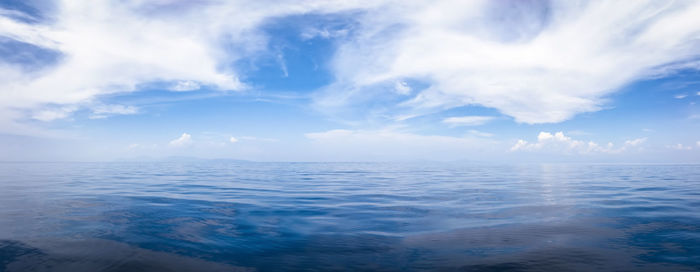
169, 133, 192, 147
669, 143, 693, 150
442, 116, 495, 126
317, 1, 700, 124
229, 136, 238, 143
511, 131, 646, 154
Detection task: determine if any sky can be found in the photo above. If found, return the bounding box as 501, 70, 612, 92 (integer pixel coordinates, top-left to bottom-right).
1, 0, 700, 162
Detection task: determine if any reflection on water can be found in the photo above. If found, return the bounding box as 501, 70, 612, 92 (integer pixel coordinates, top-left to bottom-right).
0, 162, 699, 271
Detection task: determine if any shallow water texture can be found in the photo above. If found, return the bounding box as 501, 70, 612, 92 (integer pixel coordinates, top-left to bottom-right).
0, 162, 699, 271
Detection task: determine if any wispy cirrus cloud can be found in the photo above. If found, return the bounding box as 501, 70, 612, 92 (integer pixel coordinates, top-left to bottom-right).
3, 0, 700, 138
316, 0, 700, 124
89, 104, 138, 119
0, 0, 380, 134
442, 116, 495, 127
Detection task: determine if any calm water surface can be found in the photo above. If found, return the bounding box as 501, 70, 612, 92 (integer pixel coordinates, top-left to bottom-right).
0, 162, 699, 271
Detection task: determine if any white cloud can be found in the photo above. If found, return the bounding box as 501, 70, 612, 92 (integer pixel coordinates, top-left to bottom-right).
0, 0, 382, 134
276, 53, 289, 78
669, 143, 693, 150
442, 116, 495, 126
394, 81, 412, 95
393, 114, 419, 122
624, 138, 647, 147
89, 104, 138, 119
5, 1, 700, 135
32, 106, 78, 122
301, 26, 350, 40
170, 81, 201, 92
511, 131, 646, 154
317, 1, 700, 124
697, 141, 700, 147
674, 94, 688, 99
229, 136, 238, 143
169, 133, 192, 147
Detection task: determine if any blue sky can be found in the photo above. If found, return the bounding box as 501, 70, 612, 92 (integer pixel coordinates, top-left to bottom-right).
1, 0, 700, 162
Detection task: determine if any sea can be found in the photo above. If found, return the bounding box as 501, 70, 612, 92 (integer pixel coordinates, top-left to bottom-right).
0, 162, 699, 271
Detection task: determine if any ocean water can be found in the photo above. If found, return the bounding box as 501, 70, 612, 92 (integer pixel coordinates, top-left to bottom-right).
0, 162, 699, 271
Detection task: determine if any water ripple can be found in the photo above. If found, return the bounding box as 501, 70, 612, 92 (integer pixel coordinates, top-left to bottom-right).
0, 162, 699, 271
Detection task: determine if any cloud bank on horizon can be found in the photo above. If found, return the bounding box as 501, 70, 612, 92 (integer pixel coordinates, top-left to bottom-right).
1, 0, 700, 161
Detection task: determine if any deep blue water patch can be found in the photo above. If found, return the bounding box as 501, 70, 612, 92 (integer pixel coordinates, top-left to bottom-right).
0, 162, 699, 271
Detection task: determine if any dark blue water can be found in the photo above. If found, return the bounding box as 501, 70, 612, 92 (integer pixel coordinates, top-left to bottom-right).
0, 162, 699, 271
